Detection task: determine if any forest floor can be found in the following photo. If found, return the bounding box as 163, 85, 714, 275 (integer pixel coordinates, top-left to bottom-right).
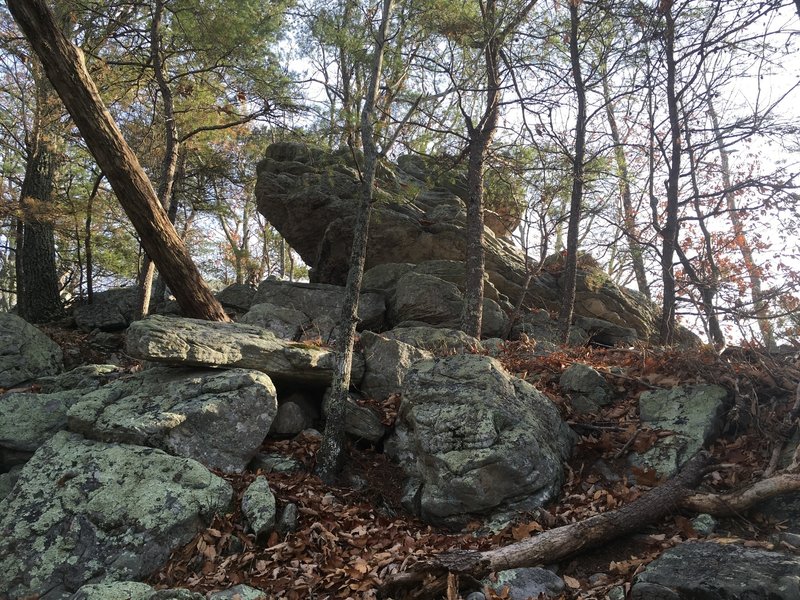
41, 325, 800, 599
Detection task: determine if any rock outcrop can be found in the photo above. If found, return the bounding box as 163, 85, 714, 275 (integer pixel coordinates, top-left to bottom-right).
255, 142, 683, 342
387, 354, 575, 526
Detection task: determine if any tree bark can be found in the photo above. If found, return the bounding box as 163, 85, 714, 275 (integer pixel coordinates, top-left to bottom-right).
380, 452, 800, 599
6, 0, 228, 322
601, 64, 650, 300
316, 0, 394, 482
557, 1, 587, 344
659, 6, 681, 345
380, 452, 712, 599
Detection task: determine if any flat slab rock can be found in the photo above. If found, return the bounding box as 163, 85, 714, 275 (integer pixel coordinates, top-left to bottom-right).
0, 431, 232, 600
67, 366, 277, 472
632, 541, 800, 599
125, 315, 363, 386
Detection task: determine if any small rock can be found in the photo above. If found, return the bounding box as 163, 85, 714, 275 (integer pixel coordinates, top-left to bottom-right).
277, 502, 299, 535
559, 363, 613, 412
69, 581, 154, 599
241, 475, 276, 537
465, 593, 486, 600
484, 567, 565, 599
249, 452, 303, 474
691, 513, 717, 536
270, 401, 310, 437
208, 584, 268, 600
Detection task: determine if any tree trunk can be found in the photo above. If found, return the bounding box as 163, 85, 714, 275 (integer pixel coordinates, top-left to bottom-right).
659, 6, 681, 345
6, 0, 228, 322
707, 94, 773, 348
557, 1, 587, 344
316, 0, 394, 482
601, 64, 650, 299
137, 0, 182, 319
18, 137, 62, 323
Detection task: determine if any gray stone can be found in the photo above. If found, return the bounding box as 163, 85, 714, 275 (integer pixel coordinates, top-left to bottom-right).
0, 431, 232, 600
270, 401, 309, 437
360, 331, 432, 400
383, 326, 481, 354
240, 302, 308, 340
241, 475, 276, 537
251, 279, 385, 337
691, 513, 717, 536
249, 451, 303, 474
69, 581, 155, 600
575, 316, 638, 346
67, 367, 277, 473
216, 283, 257, 312
511, 311, 589, 346
208, 585, 268, 600
631, 541, 800, 599
484, 567, 565, 599
71, 287, 139, 332
634, 385, 728, 477
323, 390, 387, 443
559, 363, 613, 413
149, 591, 205, 599
277, 502, 299, 535
0, 313, 63, 388
0, 365, 118, 456
387, 355, 575, 525
125, 315, 364, 386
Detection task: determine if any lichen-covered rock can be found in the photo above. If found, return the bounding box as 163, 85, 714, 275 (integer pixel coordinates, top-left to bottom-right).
383, 326, 480, 354
559, 363, 613, 413
322, 390, 387, 443
67, 367, 277, 472
0, 313, 63, 388
240, 302, 309, 340
0, 465, 22, 501
69, 581, 155, 600
0, 431, 232, 599
575, 316, 637, 346
241, 475, 276, 537
251, 279, 386, 338
125, 315, 364, 386
387, 355, 575, 525
634, 385, 728, 477
0, 365, 118, 459
71, 287, 140, 332
360, 331, 432, 400
631, 542, 800, 599
208, 585, 269, 600
483, 568, 566, 599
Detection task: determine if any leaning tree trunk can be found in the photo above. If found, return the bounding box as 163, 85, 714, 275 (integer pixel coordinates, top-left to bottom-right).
6, 0, 228, 322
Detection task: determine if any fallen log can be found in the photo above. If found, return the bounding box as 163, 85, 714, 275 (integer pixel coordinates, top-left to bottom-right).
379, 451, 712, 599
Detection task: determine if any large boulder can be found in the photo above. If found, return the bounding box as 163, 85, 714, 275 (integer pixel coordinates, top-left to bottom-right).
0, 313, 63, 388
0, 365, 118, 465
125, 315, 364, 387
255, 142, 681, 343
67, 367, 277, 472
631, 541, 800, 599
359, 331, 432, 400
0, 431, 232, 599
387, 354, 575, 525
634, 384, 728, 477
383, 326, 481, 355
248, 279, 385, 340
72, 287, 139, 332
